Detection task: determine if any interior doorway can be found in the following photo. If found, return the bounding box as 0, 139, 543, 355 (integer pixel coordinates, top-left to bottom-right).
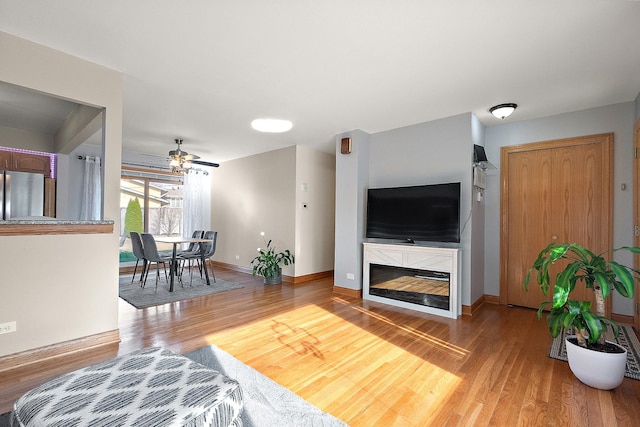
500, 134, 613, 310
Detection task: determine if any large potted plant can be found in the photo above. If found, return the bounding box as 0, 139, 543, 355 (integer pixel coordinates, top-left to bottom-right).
524, 242, 638, 389
250, 233, 295, 285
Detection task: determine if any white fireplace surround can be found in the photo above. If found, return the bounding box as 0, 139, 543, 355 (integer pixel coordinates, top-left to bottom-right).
362, 242, 461, 319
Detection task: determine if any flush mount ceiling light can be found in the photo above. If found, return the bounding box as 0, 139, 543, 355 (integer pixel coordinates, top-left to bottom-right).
489, 103, 518, 119
251, 118, 293, 133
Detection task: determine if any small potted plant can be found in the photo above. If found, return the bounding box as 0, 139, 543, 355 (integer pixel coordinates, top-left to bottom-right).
524, 242, 638, 389
250, 232, 295, 285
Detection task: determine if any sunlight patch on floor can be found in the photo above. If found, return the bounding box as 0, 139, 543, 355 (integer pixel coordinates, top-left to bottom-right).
337, 297, 469, 358
199, 300, 464, 424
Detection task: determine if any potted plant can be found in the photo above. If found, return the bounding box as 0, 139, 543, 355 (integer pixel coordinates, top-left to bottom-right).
250, 232, 295, 285
524, 242, 638, 389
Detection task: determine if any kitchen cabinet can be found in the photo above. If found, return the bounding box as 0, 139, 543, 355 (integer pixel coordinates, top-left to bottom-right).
0, 150, 51, 176
11, 152, 51, 175
0, 150, 10, 169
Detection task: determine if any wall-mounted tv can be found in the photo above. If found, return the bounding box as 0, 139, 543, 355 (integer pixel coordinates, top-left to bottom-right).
366, 182, 461, 243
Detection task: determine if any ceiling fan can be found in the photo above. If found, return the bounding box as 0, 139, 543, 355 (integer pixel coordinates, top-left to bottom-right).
168, 138, 219, 173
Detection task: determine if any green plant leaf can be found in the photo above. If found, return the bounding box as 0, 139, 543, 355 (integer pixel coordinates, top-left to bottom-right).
537, 301, 552, 319
600, 316, 621, 338
552, 262, 580, 308
546, 310, 565, 338
608, 261, 635, 298
592, 271, 610, 299
581, 310, 602, 344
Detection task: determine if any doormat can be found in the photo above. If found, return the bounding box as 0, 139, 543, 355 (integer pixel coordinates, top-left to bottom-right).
549, 325, 640, 381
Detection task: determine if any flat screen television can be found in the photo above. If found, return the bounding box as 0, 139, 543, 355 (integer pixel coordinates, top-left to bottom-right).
366, 182, 461, 243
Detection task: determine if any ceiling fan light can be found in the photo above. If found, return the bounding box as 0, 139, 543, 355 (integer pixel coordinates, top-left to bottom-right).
251, 118, 293, 133
169, 158, 180, 167
182, 161, 192, 169
489, 103, 517, 119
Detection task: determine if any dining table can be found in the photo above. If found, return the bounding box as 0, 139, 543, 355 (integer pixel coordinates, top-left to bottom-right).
154, 236, 212, 292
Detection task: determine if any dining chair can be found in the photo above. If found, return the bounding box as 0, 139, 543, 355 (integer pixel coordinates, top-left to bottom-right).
178, 230, 204, 257
129, 231, 147, 285
200, 230, 218, 283
179, 230, 217, 284
140, 233, 172, 289
176, 230, 204, 283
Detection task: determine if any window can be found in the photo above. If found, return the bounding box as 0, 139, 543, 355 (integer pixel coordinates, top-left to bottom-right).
119, 168, 183, 263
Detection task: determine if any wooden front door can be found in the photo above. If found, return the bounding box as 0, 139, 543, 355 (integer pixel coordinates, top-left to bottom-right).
500, 134, 613, 309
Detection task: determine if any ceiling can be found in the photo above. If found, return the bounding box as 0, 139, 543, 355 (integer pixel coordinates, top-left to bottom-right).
1, 1, 640, 165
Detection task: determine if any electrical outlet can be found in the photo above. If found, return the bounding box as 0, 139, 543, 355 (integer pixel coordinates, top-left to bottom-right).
0, 321, 17, 335
347, 273, 355, 280
235, 255, 240, 260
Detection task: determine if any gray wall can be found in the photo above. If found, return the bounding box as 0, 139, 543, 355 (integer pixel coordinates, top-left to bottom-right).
470, 114, 486, 305
368, 113, 474, 305
334, 130, 370, 289
334, 114, 478, 306
484, 102, 636, 315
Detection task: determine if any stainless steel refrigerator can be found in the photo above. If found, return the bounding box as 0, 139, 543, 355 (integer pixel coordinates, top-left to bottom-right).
0, 170, 45, 219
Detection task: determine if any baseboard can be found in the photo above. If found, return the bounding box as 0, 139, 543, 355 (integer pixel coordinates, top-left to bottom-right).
291, 270, 333, 284
210, 260, 252, 275
209, 261, 332, 285
333, 286, 362, 298
0, 329, 120, 373
484, 295, 500, 305
611, 313, 634, 326
461, 294, 500, 316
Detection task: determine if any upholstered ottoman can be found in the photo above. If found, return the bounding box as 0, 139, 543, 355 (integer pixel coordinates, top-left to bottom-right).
11, 347, 243, 427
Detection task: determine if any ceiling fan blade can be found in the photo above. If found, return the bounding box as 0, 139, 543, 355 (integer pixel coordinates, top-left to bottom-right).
183, 153, 200, 161
191, 160, 220, 168
169, 149, 189, 156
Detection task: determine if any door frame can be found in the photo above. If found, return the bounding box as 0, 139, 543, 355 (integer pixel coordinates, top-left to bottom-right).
500, 133, 613, 307
634, 117, 640, 330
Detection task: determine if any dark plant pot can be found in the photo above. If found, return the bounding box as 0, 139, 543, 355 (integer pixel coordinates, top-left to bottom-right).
263, 269, 282, 285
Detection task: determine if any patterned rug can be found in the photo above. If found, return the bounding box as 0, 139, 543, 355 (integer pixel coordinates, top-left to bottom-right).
0, 344, 347, 427
119, 274, 243, 308
549, 325, 640, 380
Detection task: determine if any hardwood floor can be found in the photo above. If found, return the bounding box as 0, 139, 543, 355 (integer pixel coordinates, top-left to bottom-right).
2, 266, 640, 426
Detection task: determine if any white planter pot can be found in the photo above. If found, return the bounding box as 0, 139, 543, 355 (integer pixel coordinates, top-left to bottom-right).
565, 335, 627, 390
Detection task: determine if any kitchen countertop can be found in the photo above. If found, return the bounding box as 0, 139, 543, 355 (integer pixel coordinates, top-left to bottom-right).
0, 219, 114, 225
0, 218, 114, 235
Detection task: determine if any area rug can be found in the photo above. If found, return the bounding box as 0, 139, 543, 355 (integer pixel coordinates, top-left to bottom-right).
185, 344, 347, 426
119, 275, 243, 308
549, 325, 640, 380
0, 345, 348, 427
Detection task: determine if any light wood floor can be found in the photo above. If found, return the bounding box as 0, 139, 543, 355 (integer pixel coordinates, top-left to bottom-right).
2, 267, 640, 426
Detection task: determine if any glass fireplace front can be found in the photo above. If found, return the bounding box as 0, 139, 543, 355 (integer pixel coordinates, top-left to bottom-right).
368, 264, 450, 310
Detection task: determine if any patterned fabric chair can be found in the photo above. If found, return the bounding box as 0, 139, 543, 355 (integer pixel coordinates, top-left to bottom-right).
11, 347, 244, 427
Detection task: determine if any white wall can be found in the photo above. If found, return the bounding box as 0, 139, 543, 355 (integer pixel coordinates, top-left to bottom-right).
211, 144, 335, 278
211, 146, 297, 276
484, 102, 636, 315
294, 145, 336, 276
0, 31, 123, 356
0, 126, 53, 152
367, 113, 475, 306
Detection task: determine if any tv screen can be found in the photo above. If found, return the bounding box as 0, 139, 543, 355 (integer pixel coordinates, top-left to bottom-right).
366, 182, 461, 243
